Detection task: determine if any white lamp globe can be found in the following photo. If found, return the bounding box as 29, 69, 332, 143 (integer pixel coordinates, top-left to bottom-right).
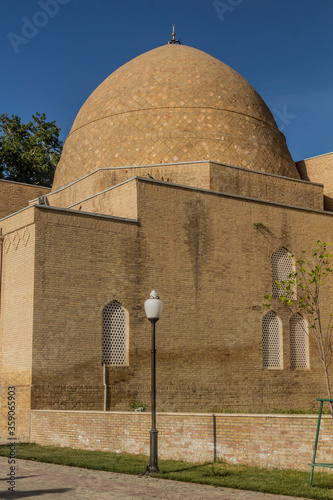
144, 291, 162, 320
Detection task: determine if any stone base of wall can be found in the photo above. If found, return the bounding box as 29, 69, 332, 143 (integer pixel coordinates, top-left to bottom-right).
29, 410, 333, 471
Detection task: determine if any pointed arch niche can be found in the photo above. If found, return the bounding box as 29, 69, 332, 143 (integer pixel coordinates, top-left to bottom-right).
102, 301, 128, 366
271, 247, 296, 299
262, 311, 283, 369
289, 313, 309, 369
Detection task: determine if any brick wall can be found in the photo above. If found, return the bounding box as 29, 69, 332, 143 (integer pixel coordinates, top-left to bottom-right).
131, 179, 333, 412
69, 179, 138, 219
0, 180, 50, 220
42, 163, 211, 209
210, 162, 323, 210
3, 177, 333, 425
0, 208, 36, 441
30, 410, 333, 471
4, 180, 333, 417
41, 161, 322, 214
49, 163, 323, 221
30, 207, 140, 411
297, 153, 333, 211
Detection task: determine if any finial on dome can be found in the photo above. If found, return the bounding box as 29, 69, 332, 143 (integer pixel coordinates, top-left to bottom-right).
168, 23, 182, 44
171, 23, 176, 42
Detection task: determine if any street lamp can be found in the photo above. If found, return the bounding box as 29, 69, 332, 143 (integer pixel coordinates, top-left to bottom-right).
144, 290, 162, 474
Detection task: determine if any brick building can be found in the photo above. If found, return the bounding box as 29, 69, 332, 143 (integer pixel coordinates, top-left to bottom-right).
1, 43, 333, 440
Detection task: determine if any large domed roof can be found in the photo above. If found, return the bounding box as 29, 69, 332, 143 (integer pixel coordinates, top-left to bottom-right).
53, 44, 299, 190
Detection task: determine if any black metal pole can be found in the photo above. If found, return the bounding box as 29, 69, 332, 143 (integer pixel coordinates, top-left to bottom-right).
146, 318, 159, 474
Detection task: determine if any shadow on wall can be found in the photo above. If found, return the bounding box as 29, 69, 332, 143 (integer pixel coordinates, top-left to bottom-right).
296, 160, 333, 212
324, 196, 333, 212
296, 161, 310, 182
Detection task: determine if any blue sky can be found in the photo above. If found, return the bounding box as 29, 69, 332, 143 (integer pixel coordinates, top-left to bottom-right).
1, 0, 332, 162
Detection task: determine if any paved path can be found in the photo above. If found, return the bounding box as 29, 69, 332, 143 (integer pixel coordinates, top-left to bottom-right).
0, 457, 308, 500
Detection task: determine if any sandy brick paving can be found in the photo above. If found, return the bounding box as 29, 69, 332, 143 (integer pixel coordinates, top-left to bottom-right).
0, 458, 308, 500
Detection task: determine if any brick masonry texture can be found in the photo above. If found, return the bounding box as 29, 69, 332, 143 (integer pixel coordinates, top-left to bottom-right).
0, 210, 36, 441
30, 410, 333, 471
0, 180, 50, 219
1, 178, 333, 432
209, 162, 323, 210
69, 179, 138, 219
53, 45, 299, 189
297, 153, 333, 211
43, 162, 211, 209
39, 162, 322, 213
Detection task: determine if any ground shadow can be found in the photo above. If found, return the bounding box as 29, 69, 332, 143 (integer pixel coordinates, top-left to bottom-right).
0, 488, 72, 498
159, 463, 213, 474
0, 476, 37, 482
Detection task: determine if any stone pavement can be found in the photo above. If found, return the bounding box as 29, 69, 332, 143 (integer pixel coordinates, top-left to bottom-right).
0, 457, 309, 500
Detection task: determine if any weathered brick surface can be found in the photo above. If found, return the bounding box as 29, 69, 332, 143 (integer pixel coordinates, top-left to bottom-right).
30, 410, 333, 471
53, 45, 299, 189
210, 162, 323, 210
69, 179, 138, 219
30, 206, 140, 411
37, 163, 211, 209
297, 153, 333, 211
0, 180, 49, 220
0, 387, 31, 442
2, 179, 333, 423
37, 162, 321, 215
0, 210, 36, 440
122, 179, 333, 413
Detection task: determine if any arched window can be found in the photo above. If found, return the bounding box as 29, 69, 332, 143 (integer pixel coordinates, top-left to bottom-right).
262, 311, 282, 369
289, 314, 309, 369
271, 247, 295, 298
102, 301, 128, 365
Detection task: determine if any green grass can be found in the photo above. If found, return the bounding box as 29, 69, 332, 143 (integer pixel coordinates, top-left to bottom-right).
1, 443, 333, 499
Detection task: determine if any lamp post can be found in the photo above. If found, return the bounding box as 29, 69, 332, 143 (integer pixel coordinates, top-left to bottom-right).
144, 290, 162, 474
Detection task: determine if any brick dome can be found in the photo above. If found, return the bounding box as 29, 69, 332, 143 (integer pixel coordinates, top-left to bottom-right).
53, 44, 299, 189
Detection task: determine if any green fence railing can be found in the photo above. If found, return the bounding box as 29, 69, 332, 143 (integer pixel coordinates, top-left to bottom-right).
309, 398, 333, 486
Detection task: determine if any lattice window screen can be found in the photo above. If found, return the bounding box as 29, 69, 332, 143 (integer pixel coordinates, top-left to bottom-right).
102, 301, 127, 365
290, 314, 309, 368
262, 311, 282, 369
271, 247, 295, 298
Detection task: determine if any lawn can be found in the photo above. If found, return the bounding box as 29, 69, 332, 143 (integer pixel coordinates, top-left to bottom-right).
1, 443, 333, 499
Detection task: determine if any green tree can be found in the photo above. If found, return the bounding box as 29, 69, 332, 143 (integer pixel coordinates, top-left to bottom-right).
0, 112, 63, 187
264, 241, 333, 416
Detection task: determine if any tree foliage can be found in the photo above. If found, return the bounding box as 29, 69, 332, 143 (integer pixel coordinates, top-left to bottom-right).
264, 241, 333, 416
0, 112, 63, 187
